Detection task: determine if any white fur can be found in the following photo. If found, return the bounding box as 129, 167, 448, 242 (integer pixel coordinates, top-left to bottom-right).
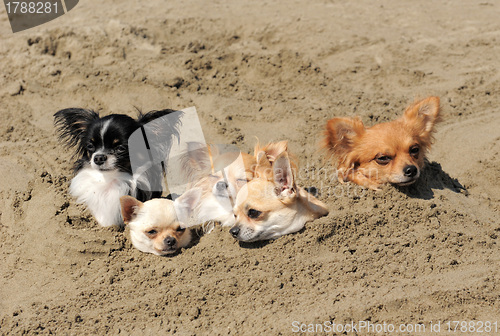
100, 119, 111, 139
128, 190, 200, 255
128, 199, 178, 255
191, 164, 245, 229
90, 151, 117, 171
70, 167, 134, 227
173, 187, 202, 226
195, 193, 236, 228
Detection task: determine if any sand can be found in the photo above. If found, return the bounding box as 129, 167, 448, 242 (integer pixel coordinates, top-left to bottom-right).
0, 0, 499, 334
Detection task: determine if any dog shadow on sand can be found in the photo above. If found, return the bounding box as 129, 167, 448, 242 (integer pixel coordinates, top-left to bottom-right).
397, 161, 466, 200
237, 240, 275, 249
185, 223, 275, 250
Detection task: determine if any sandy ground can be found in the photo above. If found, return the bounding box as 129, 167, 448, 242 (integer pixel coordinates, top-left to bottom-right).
1, 0, 499, 334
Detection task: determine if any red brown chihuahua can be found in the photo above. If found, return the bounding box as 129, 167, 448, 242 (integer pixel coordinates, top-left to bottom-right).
323, 97, 441, 190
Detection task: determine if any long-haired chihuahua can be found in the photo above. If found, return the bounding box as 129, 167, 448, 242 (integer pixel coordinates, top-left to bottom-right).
322, 96, 441, 190
230, 141, 329, 242
54, 108, 179, 227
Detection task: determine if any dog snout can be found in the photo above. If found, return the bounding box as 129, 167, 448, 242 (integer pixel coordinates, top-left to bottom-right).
216, 181, 228, 191
164, 236, 176, 247
94, 154, 108, 166
229, 226, 240, 238
403, 165, 418, 178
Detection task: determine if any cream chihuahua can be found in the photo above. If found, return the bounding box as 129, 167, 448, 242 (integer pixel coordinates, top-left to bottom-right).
120, 188, 201, 256
183, 144, 256, 228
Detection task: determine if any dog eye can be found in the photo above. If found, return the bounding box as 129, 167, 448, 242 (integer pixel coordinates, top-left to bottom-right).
176, 226, 186, 232
145, 229, 157, 236
247, 209, 262, 219
409, 145, 420, 156
86, 143, 95, 151
115, 145, 127, 152
236, 178, 247, 187
375, 155, 391, 165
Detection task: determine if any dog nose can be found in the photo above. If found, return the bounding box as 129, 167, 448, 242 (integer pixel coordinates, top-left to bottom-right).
229, 226, 240, 238
94, 154, 107, 165
164, 236, 176, 247
403, 165, 418, 178
216, 181, 228, 191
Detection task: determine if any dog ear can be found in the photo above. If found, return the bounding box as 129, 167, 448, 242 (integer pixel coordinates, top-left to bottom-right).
120, 196, 143, 223
323, 117, 365, 161
137, 108, 177, 125
174, 187, 202, 225
257, 140, 289, 162
298, 187, 329, 219
254, 150, 272, 178
403, 96, 441, 133
53, 108, 100, 153
273, 152, 295, 195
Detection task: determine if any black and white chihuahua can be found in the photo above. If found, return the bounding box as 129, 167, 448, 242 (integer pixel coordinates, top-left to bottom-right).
54, 108, 180, 227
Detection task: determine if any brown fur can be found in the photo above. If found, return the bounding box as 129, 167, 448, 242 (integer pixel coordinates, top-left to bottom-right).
322, 96, 441, 190
253, 140, 298, 180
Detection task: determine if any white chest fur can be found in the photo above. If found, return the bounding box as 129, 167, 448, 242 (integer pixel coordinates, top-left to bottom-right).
69, 168, 134, 227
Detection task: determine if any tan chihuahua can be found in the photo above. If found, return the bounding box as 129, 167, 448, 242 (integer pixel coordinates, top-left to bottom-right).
230, 147, 329, 242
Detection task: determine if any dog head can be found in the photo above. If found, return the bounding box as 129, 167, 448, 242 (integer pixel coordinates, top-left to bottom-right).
54, 108, 178, 175
323, 96, 440, 189
120, 188, 200, 255
230, 151, 329, 242
182, 143, 256, 226
206, 151, 256, 201
54, 109, 139, 172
